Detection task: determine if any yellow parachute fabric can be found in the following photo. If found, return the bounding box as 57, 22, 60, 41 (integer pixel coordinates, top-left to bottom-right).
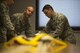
4, 33, 67, 53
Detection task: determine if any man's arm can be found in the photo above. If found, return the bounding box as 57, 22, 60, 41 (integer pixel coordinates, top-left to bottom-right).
25, 18, 33, 37
50, 15, 66, 38
0, 4, 14, 31
0, 4, 16, 37
44, 15, 66, 38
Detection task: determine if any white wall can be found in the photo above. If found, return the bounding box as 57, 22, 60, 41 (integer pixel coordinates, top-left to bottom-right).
39, 0, 80, 27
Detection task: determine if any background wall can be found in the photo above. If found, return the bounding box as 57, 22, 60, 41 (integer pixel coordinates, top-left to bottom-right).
9, 0, 36, 35
38, 0, 80, 27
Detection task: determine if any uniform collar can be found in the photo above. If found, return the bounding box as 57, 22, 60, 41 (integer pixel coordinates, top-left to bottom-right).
51, 12, 57, 20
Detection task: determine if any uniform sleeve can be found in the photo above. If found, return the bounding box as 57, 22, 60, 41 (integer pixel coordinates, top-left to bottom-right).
43, 15, 66, 38
10, 14, 17, 25
25, 18, 33, 37
0, 4, 15, 31
50, 15, 66, 38
43, 21, 52, 33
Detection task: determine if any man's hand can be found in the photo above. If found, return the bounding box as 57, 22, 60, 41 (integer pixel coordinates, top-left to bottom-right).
10, 30, 17, 37
41, 36, 53, 43
41, 36, 53, 40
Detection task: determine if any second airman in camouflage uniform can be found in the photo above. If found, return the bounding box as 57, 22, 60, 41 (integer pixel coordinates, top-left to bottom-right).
11, 6, 34, 37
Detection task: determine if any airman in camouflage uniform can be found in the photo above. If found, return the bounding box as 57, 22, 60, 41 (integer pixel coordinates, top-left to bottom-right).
11, 6, 34, 37
42, 4, 76, 44
0, 0, 15, 50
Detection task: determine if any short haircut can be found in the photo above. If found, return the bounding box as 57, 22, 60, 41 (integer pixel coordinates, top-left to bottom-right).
42, 4, 53, 12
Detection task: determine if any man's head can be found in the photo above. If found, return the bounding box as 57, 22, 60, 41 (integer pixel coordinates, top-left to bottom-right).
24, 6, 34, 17
4, 0, 14, 6
42, 4, 54, 18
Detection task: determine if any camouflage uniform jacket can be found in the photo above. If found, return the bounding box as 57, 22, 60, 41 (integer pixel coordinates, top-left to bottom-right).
0, 2, 14, 30
0, 2, 14, 43
11, 13, 33, 37
43, 12, 76, 44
